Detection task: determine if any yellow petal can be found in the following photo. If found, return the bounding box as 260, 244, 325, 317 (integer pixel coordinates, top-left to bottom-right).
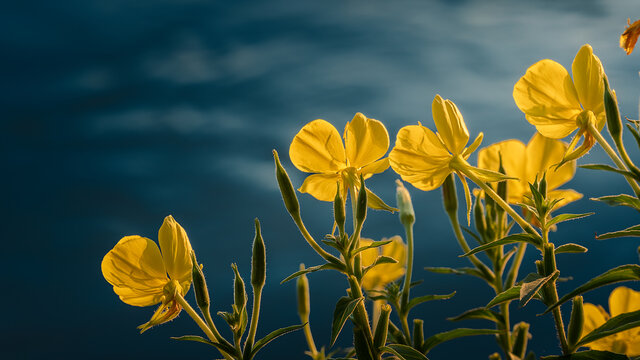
432, 95, 469, 155
138, 299, 182, 333
582, 303, 613, 351
159, 215, 193, 286
389, 124, 452, 191
609, 286, 640, 317
361, 236, 406, 290
547, 189, 582, 209
477, 139, 527, 204
513, 59, 582, 138
572, 45, 605, 120
299, 173, 341, 201
344, 113, 390, 169
525, 133, 576, 190
360, 157, 390, 176
102, 235, 168, 307
290, 119, 346, 173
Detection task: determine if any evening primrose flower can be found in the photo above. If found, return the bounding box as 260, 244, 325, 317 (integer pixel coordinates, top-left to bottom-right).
621, 18, 640, 55
289, 113, 394, 210
477, 133, 582, 209
513, 44, 605, 162
360, 236, 406, 291
102, 215, 193, 332
581, 287, 640, 356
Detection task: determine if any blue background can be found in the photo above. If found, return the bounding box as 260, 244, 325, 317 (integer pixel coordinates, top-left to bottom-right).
3, 1, 640, 359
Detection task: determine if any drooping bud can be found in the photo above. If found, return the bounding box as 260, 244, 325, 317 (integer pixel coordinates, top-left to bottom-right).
251, 219, 266, 290
442, 173, 458, 215
511, 322, 530, 359
373, 304, 391, 349
396, 180, 415, 226
273, 150, 300, 220
355, 174, 368, 227
191, 251, 210, 311
567, 296, 584, 348
334, 182, 346, 235
231, 263, 247, 311
604, 76, 622, 142
296, 264, 311, 321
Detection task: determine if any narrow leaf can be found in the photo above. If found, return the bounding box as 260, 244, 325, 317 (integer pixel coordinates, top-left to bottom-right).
281, 263, 342, 284
463, 234, 541, 257
172, 335, 238, 356
541, 350, 631, 360
250, 323, 306, 357
382, 344, 429, 360
597, 224, 640, 240
353, 325, 374, 360
353, 240, 393, 255
407, 292, 456, 311
486, 286, 521, 308
331, 297, 364, 346
576, 309, 640, 347
424, 266, 491, 282
591, 194, 640, 211
363, 256, 398, 276
580, 164, 636, 178
519, 271, 558, 307
447, 308, 504, 324
547, 213, 594, 228
422, 328, 500, 353
544, 265, 640, 314
555, 243, 588, 254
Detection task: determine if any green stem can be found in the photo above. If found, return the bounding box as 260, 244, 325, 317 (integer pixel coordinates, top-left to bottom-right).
588, 122, 640, 197
541, 229, 570, 355
348, 276, 377, 359
447, 212, 495, 281
301, 316, 318, 357
505, 243, 527, 289
244, 287, 263, 353
399, 221, 414, 343
292, 215, 342, 265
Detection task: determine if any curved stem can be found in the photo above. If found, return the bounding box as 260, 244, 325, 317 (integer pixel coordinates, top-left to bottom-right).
244, 287, 263, 352
447, 212, 495, 281
301, 317, 318, 357
588, 122, 640, 196
292, 215, 342, 265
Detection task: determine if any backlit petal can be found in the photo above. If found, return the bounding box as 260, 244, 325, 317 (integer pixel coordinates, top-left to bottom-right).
345, 113, 390, 169
299, 173, 341, 201
290, 119, 346, 173
547, 189, 582, 209
525, 133, 576, 190
159, 216, 193, 285
477, 139, 527, 204
513, 59, 582, 137
360, 158, 390, 176
582, 303, 612, 351
432, 95, 469, 154
572, 44, 605, 119
360, 236, 406, 290
609, 286, 640, 317
102, 235, 168, 307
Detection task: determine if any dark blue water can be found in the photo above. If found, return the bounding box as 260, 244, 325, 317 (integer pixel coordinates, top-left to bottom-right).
3, 1, 640, 358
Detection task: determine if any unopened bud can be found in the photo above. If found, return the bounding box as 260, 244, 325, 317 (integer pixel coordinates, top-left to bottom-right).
251, 219, 266, 290
442, 174, 458, 215
355, 175, 368, 226
539, 172, 547, 199
543, 243, 556, 276
396, 180, 415, 226
334, 183, 346, 234
273, 150, 300, 219
511, 322, 530, 359
567, 296, 584, 348
373, 304, 392, 349
412, 319, 424, 350
191, 252, 210, 311
296, 264, 310, 320
473, 196, 486, 238
604, 76, 622, 141
231, 263, 247, 311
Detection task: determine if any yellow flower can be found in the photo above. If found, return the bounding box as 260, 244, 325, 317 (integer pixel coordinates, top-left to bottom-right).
621, 18, 640, 55
289, 113, 393, 210
102, 215, 193, 332
582, 286, 640, 356
477, 133, 582, 209
359, 236, 406, 291
513, 44, 605, 161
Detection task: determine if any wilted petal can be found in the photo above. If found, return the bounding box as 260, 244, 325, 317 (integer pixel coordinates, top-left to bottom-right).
345, 113, 390, 169
137, 299, 182, 333
299, 173, 341, 201
621, 19, 640, 55
290, 119, 346, 173
102, 236, 168, 307
572, 45, 605, 123
432, 95, 469, 155
159, 215, 193, 286
525, 133, 576, 190
478, 139, 527, 204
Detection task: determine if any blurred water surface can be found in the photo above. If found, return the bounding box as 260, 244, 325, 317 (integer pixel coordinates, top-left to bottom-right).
2, 1, 640, 358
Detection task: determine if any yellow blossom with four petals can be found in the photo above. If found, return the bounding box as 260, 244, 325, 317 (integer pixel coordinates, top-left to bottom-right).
581, 286, 640, 356
359, 236, 407, 291
477, 133, 582, 209
513, 44, 606, 162
289, 113, 394, 210
102, 215, 193, 332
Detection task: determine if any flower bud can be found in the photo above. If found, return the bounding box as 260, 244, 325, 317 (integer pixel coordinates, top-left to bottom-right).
511, 322, 530, 359
356, 174, 368, 226
473, 196, 486, 239
231, 263, 247, 311
296, 264, 311, 321
251, 219, 266, 290
604, 76, 622, 142
442, 174, 458, 215
190, 252, 210, 311
543, 243, 556, 276
334, 183, 346, 234
567, 296, 584, 348
412, 319, 424, 350
396, 180, 415, 226
373, 304, 391, 349
273, 150, 300, 219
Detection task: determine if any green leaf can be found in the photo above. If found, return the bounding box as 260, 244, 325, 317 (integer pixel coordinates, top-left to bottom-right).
353, 325, 374, 360
547, 213, 594, 228
407, 292, 456, 311
250, 323, 306, 357
353, 240, 393, 255
382, 344, 429, 360
576, 309, 640, 347
462, 233, 541, 257
597, 224, 640, 240
555, 243, 588, 254
363, 256, 398, 276
366, 188, 398, 213
281, 263, 343, 284
519, 271, 558, 307
172, 335, 238, 356
486, 286, 521, 308
627, 123, 640, 150
424, 266, 491, 282
422, 328, 501, 353
331, 297, 364, 346
544, 265, 640, 314
541, 350, 631, 360
591, 194, 640, 211
580, 164, 637, 178
447, 307, 504, 324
